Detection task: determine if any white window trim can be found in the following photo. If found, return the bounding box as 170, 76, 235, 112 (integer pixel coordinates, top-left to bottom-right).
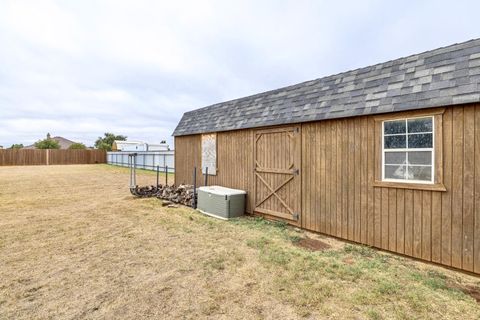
381, 116, 435, 184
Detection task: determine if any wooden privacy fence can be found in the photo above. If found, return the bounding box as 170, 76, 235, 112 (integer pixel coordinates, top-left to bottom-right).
0, 149, 106, 166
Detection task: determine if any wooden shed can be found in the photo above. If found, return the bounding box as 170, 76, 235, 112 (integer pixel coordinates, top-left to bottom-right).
173, 39, 480, 274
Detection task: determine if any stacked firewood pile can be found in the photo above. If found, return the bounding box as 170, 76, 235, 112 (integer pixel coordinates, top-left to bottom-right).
130, 185, 161, 197
130, 184, 195, 207
156, 184, 195, 206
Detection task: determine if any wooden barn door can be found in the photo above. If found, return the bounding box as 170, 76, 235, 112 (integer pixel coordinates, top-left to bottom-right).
254, 126, 301, 225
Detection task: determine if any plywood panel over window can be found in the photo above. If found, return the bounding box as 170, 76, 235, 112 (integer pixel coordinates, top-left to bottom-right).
201, 133, 217, 175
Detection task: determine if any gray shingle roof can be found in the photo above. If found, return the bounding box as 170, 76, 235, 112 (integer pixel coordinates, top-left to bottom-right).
173, 39, 480, 136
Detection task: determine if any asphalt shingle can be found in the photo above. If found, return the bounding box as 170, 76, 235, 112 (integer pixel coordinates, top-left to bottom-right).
173, 39, 480, 136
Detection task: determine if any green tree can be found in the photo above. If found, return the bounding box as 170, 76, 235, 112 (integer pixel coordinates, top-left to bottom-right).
10, 144, 24, 149
68, 142, 87, 150
35, 138, 60, 149
94, 133, 127, 151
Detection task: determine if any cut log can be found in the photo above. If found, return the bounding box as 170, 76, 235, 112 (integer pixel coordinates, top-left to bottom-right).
130, 183, 195, 207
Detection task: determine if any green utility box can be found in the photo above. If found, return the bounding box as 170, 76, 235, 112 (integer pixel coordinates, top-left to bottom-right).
197, 186, 246, 220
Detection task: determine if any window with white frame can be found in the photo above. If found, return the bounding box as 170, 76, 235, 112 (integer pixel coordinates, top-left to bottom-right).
382, 116, 434, 183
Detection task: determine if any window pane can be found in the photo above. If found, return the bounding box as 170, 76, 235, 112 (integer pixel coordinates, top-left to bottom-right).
384, 135, 406, 149
385, 164, 407, 179
408, 151, 432, 165
385, 152, 407, 164
407, 117, 432, 133
408, 133, 432, 148
384, 120, 406, 134
408, 165, 432, 181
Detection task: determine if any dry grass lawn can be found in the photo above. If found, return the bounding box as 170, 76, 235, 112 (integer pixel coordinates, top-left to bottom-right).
0, 164, 479, 319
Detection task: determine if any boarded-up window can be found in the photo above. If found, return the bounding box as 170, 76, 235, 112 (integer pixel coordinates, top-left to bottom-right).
202, 133, 216, 175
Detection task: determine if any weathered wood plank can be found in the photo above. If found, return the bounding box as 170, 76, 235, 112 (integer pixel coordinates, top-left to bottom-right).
422, 191, 432, 261
413, 190, 423, 258
404, 189, 414, 256
431, 192, 442, 263
342, 120, 349, 239
348, 120, 355, 240
475, 105, 480, 273
374, 187, 382, 247
441, 108, 453, 266
381, 188, 389, 249
396, 189, 405, 254
463, 105, 475, 271
301, 126, 307, 229
325, 121, 332, 234
452, 107, 464, 269
367, 118, 375, 246
336, 121, 343, 237
361, 117, 368, 244
331, 121, 337, 235
389, 188, 397, 252
320, 123, 326, 233
354, 120, 361, 242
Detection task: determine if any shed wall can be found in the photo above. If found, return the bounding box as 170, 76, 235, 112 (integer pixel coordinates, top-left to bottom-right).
175, 104, 480, 273
175, 129, 254, 213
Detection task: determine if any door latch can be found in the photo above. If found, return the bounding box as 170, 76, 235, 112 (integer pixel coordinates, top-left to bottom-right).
293, 212, 299, 221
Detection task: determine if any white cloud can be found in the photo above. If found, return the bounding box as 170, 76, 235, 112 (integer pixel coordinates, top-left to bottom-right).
0, 0, 479, 149
1, 0, 81, 54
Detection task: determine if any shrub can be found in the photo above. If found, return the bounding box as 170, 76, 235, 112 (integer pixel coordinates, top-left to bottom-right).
35, 138, 60, 149
68, 143, 87, 150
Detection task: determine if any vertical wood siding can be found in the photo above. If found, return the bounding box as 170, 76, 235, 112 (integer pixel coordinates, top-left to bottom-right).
174, 134, 201, 186
175, 130, 254, 213
301, 104, 480, 273
175, 104, 480, 273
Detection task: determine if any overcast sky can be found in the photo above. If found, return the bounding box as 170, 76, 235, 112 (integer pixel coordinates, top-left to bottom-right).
0, 0, 479, 148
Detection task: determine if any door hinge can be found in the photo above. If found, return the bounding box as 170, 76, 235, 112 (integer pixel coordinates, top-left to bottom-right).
293, 168, 300, 175
293, 212, 300, 221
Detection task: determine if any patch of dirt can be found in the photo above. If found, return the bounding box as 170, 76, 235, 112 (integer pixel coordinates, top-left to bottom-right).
449, 283, 480, 303
463, 286, 480, 303
295, 237, 331, 251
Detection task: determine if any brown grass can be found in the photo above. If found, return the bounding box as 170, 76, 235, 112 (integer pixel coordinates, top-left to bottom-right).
0, 164, 479, 319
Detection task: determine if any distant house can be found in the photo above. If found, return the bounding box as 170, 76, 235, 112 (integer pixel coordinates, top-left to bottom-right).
112, 140, 170, 151
24, 135, 78, 150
